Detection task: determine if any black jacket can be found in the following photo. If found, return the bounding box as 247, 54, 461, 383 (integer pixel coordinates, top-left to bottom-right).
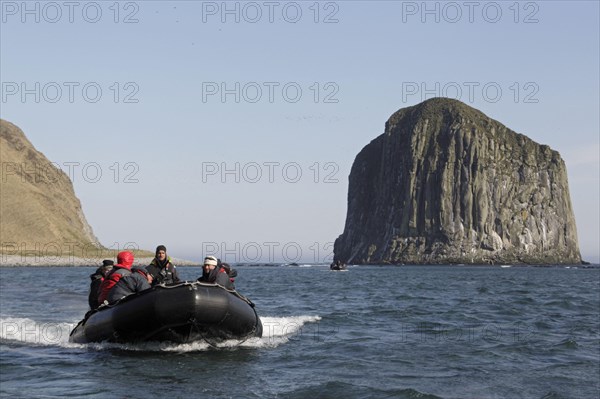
146, 257, 180, 286
88, 268, 104, 309
198, 267, 234, 290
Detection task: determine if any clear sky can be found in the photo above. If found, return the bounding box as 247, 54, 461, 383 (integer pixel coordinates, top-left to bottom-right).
1, 1, 598, 263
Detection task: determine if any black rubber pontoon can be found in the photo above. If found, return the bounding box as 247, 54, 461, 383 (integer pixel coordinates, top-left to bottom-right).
69, 281, 262, 344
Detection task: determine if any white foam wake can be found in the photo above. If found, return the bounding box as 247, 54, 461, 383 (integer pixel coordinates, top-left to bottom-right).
0, 315, 322, 352
0, 317, 80, 347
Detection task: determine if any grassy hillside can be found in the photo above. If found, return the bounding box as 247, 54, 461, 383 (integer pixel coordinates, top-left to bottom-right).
1, 119, 104, 257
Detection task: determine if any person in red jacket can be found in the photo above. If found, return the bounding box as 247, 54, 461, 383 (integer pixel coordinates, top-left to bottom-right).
97, 251, 152, 305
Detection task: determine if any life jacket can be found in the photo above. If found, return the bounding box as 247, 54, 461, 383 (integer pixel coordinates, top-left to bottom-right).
97, 267, 131, 304
97, 251, 135, 304
148, 257, 175, 284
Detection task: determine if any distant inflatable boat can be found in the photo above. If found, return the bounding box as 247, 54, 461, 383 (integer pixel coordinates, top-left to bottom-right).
69, 281, 262, 344
330, 263, 347, 271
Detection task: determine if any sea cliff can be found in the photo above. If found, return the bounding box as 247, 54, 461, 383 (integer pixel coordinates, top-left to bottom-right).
334, 98, 581, 265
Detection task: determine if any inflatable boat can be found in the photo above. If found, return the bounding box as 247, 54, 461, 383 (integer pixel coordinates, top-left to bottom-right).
69, 281, 262, 344
330, 263, 347, 271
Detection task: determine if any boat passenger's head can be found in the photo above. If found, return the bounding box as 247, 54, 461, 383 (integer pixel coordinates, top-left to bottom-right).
117, 251, 135, 269
221, 262, 231, 274
203, 256, 218, 271
101, 259, 114, 275
156, 245, 167, 261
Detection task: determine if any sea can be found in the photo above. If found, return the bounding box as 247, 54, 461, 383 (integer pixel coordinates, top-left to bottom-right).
1, 264, 599, 399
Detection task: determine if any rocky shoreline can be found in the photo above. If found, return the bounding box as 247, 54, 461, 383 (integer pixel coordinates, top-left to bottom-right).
0, 255, 201, 267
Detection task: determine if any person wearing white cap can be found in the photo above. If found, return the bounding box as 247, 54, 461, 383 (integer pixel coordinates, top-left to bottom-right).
198, 255, 233, 289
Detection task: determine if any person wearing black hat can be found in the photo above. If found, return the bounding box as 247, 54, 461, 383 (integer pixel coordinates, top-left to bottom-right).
145, 245, 180, 286
88, 259, 114, 309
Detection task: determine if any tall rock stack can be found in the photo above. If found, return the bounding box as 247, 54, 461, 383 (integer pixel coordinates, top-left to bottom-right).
334, 98, 581, 265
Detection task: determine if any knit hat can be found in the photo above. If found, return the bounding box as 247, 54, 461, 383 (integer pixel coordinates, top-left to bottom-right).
102, 259, 114, 267
156, 245, 167, 254
204, 256, 218, 266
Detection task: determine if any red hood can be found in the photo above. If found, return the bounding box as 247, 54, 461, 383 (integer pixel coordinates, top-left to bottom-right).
116, 251, 134, 269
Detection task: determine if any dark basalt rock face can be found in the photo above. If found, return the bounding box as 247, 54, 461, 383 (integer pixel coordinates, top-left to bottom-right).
334, 98, 581, 265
